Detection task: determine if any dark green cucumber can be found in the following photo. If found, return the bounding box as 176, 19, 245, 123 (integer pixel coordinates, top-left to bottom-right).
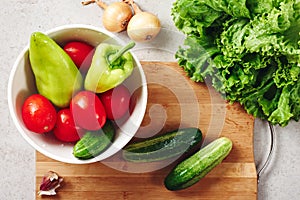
73, 120, 115, 160
164, 137, 233, 191
122, 127, 202, 162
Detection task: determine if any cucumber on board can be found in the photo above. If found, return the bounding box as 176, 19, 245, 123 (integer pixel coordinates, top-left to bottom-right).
164, 137, 233, 191
122, 127, 202, 162
73, 120, 115, 160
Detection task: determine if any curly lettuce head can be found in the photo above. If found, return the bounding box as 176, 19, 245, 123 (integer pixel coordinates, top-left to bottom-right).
172, 0, 300, 126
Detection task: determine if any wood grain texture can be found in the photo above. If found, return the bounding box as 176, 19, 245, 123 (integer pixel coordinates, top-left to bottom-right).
36, 62, 257, 199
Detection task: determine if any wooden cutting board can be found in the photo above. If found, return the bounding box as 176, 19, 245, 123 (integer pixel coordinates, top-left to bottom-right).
36, 62, 257, 199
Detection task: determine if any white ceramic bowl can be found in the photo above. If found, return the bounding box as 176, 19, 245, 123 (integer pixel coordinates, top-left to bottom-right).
8, 24, 148, 164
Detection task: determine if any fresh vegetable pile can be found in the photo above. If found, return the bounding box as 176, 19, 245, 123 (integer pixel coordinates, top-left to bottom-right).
22, 32, 135, 159
171, 0, 300, 126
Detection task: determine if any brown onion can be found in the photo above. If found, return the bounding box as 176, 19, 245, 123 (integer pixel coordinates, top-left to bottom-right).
82, 0, 133, 32
123, 0, 161, 42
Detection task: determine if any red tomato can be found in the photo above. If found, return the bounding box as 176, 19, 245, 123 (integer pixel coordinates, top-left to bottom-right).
53, 109, 85, 142
21, 94, 57, 134
63, 41, 94, 73
98, 84, 131, 120
70, 91, 106, 130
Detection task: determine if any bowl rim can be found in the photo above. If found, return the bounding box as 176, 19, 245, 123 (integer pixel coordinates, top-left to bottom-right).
7, 24, 148, 164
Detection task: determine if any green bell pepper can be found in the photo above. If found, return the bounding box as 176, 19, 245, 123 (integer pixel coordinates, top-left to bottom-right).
29, 32, 83, 108
84, 41, 135, 93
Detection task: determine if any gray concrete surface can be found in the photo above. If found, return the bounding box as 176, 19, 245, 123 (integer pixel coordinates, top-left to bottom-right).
1, 0, 300, 199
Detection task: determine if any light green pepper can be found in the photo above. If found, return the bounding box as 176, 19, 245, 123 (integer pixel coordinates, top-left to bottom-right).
84, 41, 135, 93
29, 32, 83, 108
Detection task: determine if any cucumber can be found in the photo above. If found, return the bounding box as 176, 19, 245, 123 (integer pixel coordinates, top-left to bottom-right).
122, 127, 202, 162
73, 120, 115, 159
164, 137, 233, 191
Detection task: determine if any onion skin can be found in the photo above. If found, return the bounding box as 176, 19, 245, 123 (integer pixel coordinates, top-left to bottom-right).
102, 2, 133, 32
127, 12, 161, 42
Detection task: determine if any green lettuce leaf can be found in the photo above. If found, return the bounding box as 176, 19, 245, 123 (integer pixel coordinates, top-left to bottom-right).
172, 0, 300, 126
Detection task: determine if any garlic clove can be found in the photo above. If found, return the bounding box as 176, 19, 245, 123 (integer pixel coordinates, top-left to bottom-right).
38, 171, 63, 196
